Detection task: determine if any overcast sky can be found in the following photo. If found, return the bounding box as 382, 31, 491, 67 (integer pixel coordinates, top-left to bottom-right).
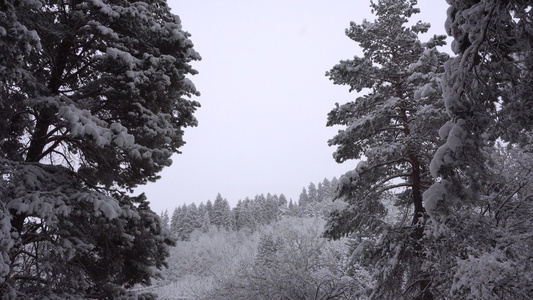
137, 0, 451, 213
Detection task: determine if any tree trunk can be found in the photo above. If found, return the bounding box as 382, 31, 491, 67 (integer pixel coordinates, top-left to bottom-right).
409, 152, 433, 300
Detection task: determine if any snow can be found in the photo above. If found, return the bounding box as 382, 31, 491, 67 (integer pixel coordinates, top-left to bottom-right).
31, 200, 53, 219
446, 119, 467, 151
417, 83, 436, 99
338, 166, 363, 192
356, 160, 368, 173
438, 120, 454, 139
429, 144, 450, 178
58, 104, 137, 148
422, 180, 447, 215
106, 47, 139, 66
75, 192, 121, 219
114, 131, 134, 148
97, 200, 120, 219
170, 28, 185, 41
0, 207, 12, 280
20, 0, 42, 9
87, 0, 120, 18
95, 24, 119, 40
451, 251, 515, 299
6, 201, 30, 214
129, 148, 142, 159
109, 122, 123, 132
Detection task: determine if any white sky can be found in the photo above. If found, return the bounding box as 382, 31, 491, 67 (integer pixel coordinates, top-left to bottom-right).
137, 0, 450, 213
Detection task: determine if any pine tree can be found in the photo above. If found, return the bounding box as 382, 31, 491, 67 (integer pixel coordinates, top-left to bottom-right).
160, 209, 170, 230
264, 193, 280, 224
288, 199, 296, 216
170, 207, 181, 234
253, 194, 268, 225
323, 0, 449, 298
242, 197, 258, 230
188, 202, 201, 230
233, 200, 244, 231
255, 233, 284, 268
201, 211, 211, 233
298, 188, 309, 207
319, 178, 332, 202
0, 0, 199, 294
212, 193, 232, 230
205, 199, 214, 219
307, 183, 318, 203
198, 202, 207, 219
178, 204, 194, 241
422, 1, 533, 297
278, 194, 288, 216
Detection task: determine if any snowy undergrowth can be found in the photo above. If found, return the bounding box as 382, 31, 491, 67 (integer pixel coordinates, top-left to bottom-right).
136, 216, 367, 299
136, 227, 260, 299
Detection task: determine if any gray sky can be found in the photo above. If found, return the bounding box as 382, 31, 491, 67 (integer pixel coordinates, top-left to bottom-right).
137, 0, 450, 213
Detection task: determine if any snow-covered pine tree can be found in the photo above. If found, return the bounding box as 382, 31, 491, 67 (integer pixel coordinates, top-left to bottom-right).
0, 0, 200, 297
422, 1, 533, 298
160, 209, 171, 229
212, 193, 232, 230
277, 193, 288, 216
188, 202, 201, 230
307, 182, 318, 203
205, 199, 214, 218
323, 0, 449, 298
170, 206, 182, 233
177, 204, 194, 241
263, 193, 280, 224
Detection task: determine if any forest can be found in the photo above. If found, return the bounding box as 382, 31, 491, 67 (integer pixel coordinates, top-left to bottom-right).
142, 178, 379, 299
142, 178, 370, 299
1, 0, 533, 299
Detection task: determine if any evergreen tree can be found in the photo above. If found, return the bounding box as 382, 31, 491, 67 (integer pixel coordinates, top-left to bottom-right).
233, 200, 244, 231
205, 199, 214, 220
200, 210, 211, 233
307, 182, 318, 203
422, 1, 533, 297
160, 209, 170, 230
198, 202, 207, 219
288, 199, 296, 216
0, 0, 199, 296
188, 202, 201, 230
317, 181, 324, 202
278, 194, 288, 216
264, 193, 280, 224
178, 204, 194, 241
319, 178, 332, 202
212, 194, 232, 230
241, 197, 258, 230
196, 202, 212, 233
298, 187, 309, 207
330, 177, 339, 195
170, 207, 181, 234
323, 0, 449, 298
253, 194, 268, 224
255, 233, 284, 268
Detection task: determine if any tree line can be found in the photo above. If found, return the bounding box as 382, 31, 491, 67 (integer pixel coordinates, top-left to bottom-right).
162, 177, 340, 240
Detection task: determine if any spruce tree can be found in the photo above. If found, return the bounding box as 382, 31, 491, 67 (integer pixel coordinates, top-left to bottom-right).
212, 193, 232, 230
